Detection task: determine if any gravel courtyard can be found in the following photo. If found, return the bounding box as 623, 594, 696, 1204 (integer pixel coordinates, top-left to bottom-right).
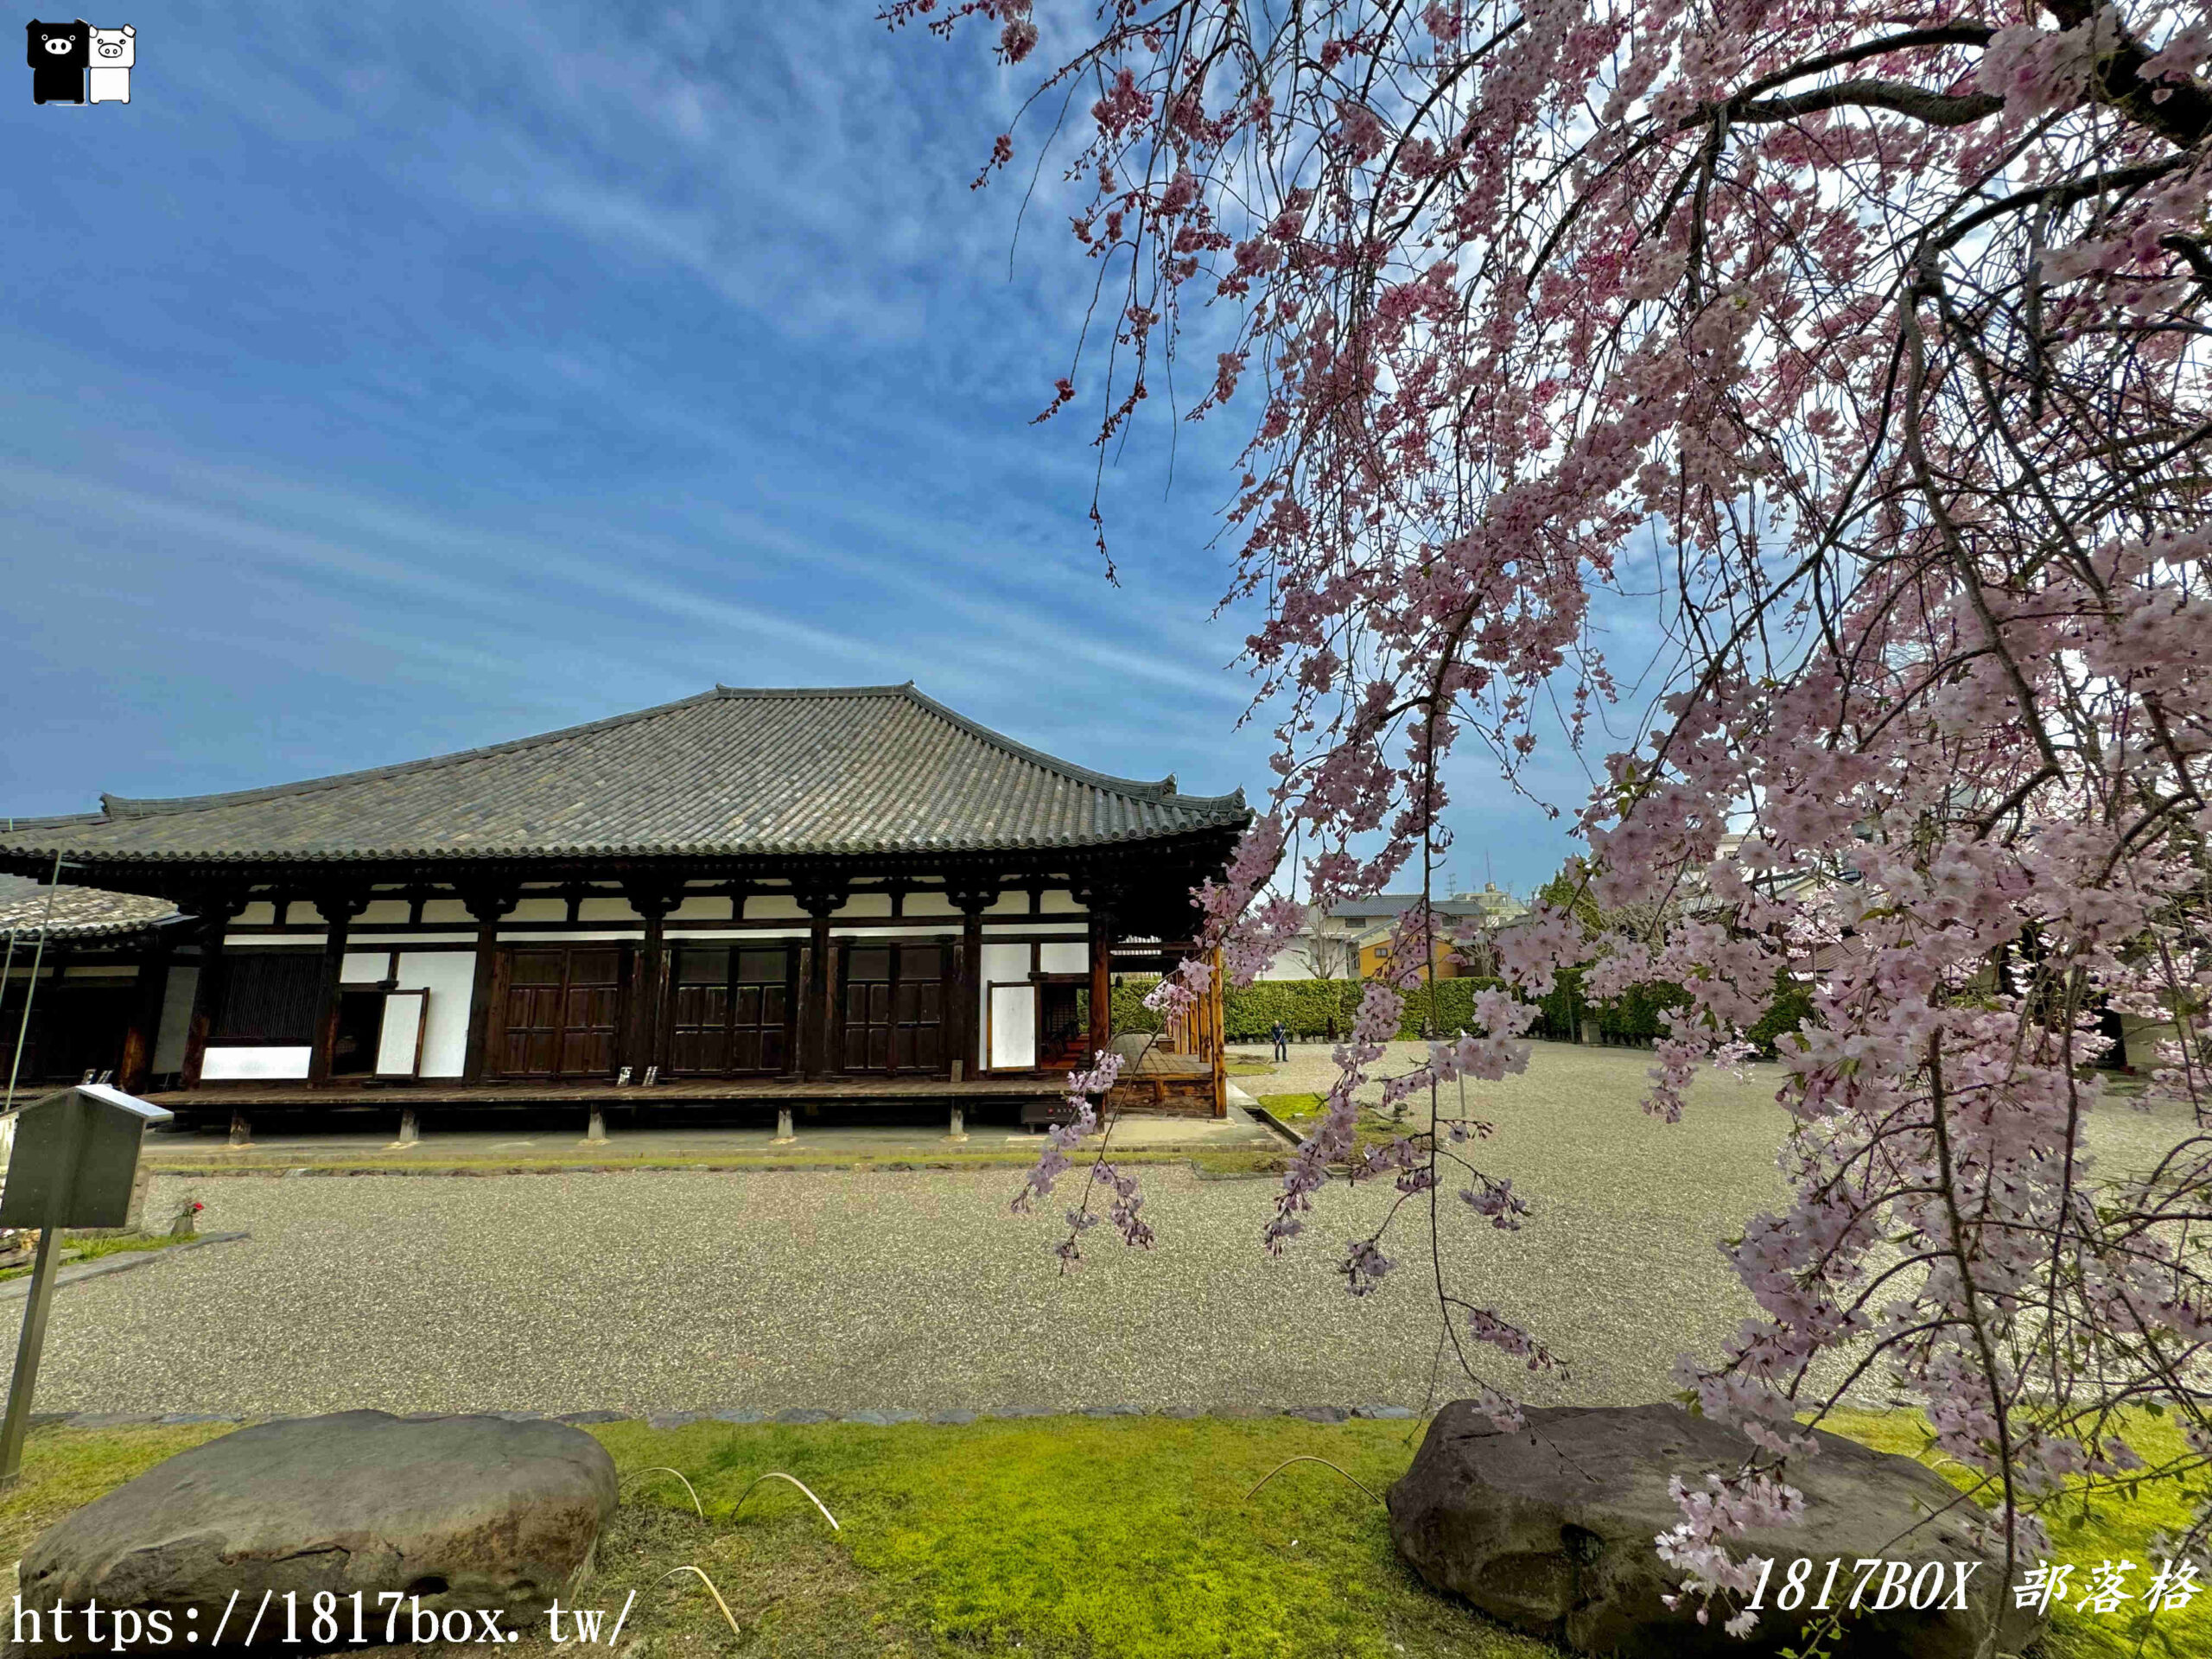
25, 1042, 2196, 1418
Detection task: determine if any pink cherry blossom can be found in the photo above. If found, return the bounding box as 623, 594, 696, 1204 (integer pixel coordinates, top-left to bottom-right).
902, 0, 2212, 1632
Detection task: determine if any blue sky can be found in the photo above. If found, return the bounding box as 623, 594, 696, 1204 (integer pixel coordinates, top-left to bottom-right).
2, 2, 1587, 897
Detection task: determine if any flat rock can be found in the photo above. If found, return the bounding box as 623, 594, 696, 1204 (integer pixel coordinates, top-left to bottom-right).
1389, 1402, 2041, 1658
929, 1408, 978, 1425
772, 1408, 834, 1425
18, 1410, 618, 1656
1283, 1404, 1351, 1423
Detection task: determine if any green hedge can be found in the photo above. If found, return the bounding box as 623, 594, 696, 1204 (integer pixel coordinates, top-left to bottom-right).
1112, 970, 1813, 1053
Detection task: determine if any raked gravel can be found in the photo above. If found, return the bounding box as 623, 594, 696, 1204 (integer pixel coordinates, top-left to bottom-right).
24, 1043, 2197, 1418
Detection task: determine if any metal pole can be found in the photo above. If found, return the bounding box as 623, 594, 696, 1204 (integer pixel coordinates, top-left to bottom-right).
0, 1091, 85, 1488
3, 851, 67, 1114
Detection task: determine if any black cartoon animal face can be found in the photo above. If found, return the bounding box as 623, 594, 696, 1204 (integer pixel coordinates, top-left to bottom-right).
28, 20, 87, 67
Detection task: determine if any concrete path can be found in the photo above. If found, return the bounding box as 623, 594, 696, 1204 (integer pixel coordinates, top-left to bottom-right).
143, 1099, 1284, 1167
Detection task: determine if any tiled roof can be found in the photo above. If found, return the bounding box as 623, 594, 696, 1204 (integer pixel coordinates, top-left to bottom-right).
1328, 893, 1524, 921
0, 685, 1249, 865
0, 875, 180, 938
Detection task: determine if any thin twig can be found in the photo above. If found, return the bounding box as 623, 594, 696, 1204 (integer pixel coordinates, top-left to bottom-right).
657, 1566, 742, 1637
732, 1471, 842, 1531
1243, 1456, 1385, 1506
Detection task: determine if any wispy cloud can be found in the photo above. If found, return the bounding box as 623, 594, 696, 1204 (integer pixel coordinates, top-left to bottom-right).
0, 1, 1574, 891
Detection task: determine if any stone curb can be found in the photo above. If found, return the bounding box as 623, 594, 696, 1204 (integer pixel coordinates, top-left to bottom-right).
0, 1233, 251, 1302
32, 1402, 1426, 1429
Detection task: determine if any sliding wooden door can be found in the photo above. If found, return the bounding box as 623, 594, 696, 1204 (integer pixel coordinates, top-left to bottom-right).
666, 944, 794, 1076
840, 943, 944, 1074
495, 945, 626, 1080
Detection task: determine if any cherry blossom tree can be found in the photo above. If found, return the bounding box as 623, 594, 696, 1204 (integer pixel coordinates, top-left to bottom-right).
898, 0, 2212, 1631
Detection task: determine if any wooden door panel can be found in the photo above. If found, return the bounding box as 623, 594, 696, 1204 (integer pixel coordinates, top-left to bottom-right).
663, 944, 791, 1077
841, 943, 944, 1075
496, 946, 624, 1080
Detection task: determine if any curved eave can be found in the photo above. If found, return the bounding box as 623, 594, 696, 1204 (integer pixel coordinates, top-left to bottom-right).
0, 821, 1251, 868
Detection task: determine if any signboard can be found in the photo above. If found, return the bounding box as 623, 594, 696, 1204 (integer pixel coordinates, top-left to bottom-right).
0, 1083, 173, 1485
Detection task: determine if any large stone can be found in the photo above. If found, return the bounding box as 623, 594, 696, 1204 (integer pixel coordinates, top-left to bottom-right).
18, 1410, 617, 1656
1388, 1402, 2041, 1658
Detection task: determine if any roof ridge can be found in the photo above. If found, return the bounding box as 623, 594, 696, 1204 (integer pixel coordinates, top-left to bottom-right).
893, 684, 1244, 808
99, 688, 759, 820
4, 685, 1251, 860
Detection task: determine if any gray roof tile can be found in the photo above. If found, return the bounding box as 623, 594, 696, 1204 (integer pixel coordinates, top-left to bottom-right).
0, 685, 1248, 864
0, 875, 180, 938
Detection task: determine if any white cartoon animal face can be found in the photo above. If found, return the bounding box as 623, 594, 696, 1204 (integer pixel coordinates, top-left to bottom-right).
40, 31, 73, 54
89, 25, 131, 66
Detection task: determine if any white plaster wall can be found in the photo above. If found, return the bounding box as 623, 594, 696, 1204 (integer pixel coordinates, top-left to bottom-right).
745, 893, 807, 921
353, 934, 474, 946
358, 899, 412, 925
497, 931, 643, 944
152, 965, 198, 1072
201, 1046, 311, 1080
668, 929, 806, 941
1040, 941, 1088, 976
291, 901, 328, 926
421, 900, 474, 925
234, 901, 278, 926
669, 893, 732, 922
577, 897, 640, 922
982, 942, 1029, 985
498, 929, 645, 942
836, 893, 893, 918
989, 985, 1037, 1069
1039, 889, 1085, 915
340, 951, 390, 984
904, 892, 959, 918
983, 891, 1030, 917
397, 951, 476, 1077
510, 897, 568, 922
983, 922, 1086, 936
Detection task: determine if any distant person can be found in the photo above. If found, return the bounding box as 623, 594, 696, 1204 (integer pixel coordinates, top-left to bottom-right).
1270, 1019, 1288, 1063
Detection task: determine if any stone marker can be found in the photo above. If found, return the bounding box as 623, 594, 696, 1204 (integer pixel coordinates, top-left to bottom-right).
17, 1410, 617, 1656
1388, 1402, 2042, 1659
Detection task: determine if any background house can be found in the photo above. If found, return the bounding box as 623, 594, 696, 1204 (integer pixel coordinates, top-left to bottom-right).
1255, 887, 1527, 982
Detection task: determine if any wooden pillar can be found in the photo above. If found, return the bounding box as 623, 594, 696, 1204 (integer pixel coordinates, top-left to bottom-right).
1088, 906, 1116, 1070
178, 897, 242, 1088
620, 881, 680, 1080
460, 887, 518, 1083
795, 881, 844, 1081
116, 936, 174, 1093
307, 893, 368, 1087
950, 884, 995, 1080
